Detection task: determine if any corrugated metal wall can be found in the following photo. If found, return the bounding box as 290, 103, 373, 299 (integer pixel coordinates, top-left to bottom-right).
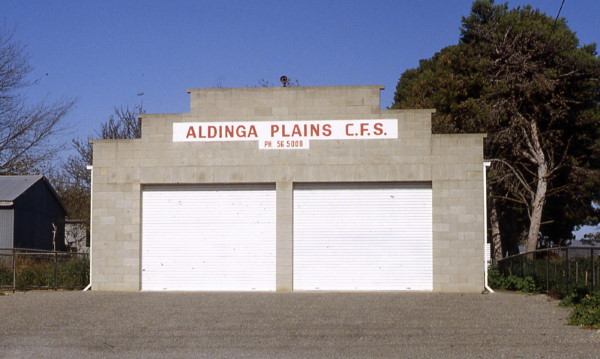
0, 209, 14, 248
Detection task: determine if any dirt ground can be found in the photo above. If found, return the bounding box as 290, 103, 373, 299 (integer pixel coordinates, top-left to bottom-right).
0, 290, 599, 358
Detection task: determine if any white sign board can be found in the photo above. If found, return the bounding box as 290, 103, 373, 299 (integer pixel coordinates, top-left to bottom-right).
173, 119, 398, 149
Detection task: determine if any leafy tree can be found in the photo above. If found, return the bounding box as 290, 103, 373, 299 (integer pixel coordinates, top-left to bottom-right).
582, 231, 600, 244
54, 105, 143, 224
392, 0, 600, 258
0, 27, 75, 175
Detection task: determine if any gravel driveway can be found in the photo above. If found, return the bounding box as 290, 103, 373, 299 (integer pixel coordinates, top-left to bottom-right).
0, 291, 598, 358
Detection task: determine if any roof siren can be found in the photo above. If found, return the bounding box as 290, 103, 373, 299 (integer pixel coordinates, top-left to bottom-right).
280, 75, 289, 87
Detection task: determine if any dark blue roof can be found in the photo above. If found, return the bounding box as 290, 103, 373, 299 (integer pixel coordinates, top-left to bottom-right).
0, 175, 45, 202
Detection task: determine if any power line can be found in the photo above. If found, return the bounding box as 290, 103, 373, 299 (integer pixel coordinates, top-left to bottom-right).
551, 0, 566, 34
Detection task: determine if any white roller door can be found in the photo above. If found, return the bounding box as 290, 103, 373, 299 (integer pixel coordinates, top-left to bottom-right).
142, 184, 276, 291
293, 183, 432, 291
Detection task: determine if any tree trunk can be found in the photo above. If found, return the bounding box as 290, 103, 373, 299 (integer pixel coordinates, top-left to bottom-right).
525, 168, 547, 252
488, 185, 503, 262
525, 120, 549, 253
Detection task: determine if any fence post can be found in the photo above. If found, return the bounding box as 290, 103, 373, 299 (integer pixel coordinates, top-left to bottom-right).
565, 248, 570, 294
54, 251, 58, 291
592, 248, 596, 293
546, 249, 550, 292
12, 249, 16, 293
81, 254, 87, 287
520, 254, 524, 277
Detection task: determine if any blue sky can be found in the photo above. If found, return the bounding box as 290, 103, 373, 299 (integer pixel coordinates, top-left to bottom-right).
4, 0, 600, 143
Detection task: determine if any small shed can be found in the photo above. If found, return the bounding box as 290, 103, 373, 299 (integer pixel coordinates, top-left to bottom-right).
65, 219, 89, 253
0, 176, 67, 251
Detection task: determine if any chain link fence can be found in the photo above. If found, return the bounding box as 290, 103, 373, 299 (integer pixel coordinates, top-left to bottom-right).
497, 247, 599, 295
0, 248, 89, 291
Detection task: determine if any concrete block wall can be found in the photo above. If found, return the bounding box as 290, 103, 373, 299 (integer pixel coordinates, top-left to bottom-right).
187, 86, 382, 120
91, 85, 485, 292
431, 135, 486, 292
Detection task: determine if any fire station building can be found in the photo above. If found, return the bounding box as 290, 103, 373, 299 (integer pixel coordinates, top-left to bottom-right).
90, 85, 486, 292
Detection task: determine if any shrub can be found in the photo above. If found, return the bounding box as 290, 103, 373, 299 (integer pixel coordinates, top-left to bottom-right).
16, 262, 54, 288
488, 265, 540, 293
57, 257, 90, 287
504, 275, 540, 293
0, 254, 89, 289
567, 294, 600, 328
0, 268, 12, 287
487, 265, 505, 289
560, 285, 593, 307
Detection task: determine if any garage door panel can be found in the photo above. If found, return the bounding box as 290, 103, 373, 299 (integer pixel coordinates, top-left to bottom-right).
293, 183, 432, 291
142, 184, 276, 291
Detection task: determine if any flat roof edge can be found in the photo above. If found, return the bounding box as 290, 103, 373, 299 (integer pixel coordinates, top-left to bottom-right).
186, 85, 385, 93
